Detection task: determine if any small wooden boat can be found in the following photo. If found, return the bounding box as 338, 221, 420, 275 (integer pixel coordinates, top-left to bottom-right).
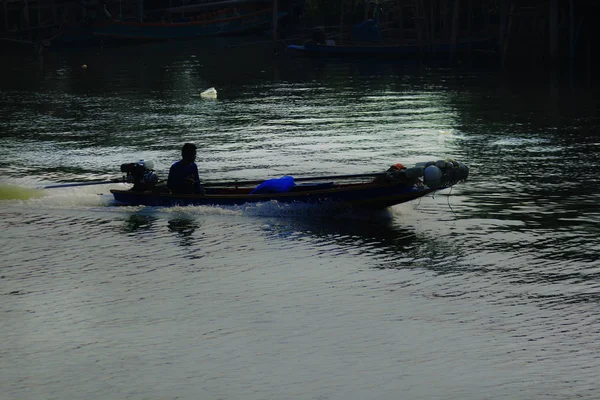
92, 7, 280, 41
56, 1, 284, 45
109, 160, 469, 209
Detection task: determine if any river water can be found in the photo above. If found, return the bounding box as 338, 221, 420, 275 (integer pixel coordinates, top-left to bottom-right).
1, 37, 599, 400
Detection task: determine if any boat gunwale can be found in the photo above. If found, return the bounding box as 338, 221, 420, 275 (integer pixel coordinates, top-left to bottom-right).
109, 180, 421, 201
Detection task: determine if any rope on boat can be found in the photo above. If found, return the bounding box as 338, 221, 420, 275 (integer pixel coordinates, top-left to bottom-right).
446, 186, 457, 217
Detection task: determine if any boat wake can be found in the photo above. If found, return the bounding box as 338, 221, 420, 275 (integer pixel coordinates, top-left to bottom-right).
127, 200, 397, 220
0, 183, 116, 209
0, 184, 46, 201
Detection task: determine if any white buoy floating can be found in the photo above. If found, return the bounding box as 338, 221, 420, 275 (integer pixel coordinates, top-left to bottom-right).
200, 87, 217, 99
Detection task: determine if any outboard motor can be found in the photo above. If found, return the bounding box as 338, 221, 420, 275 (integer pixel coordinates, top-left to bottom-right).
120, 160, 158, 192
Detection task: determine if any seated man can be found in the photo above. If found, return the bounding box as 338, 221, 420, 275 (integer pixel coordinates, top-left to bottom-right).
167, 143, 203, 194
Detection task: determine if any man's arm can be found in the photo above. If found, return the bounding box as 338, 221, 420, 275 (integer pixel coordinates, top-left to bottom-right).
192, 164, 203, 193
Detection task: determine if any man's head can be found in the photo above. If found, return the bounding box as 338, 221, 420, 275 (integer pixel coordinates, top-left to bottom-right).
182, 143, 197, 163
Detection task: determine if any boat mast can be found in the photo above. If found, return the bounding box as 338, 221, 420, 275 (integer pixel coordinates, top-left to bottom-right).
137, 0, 144, 22
272, 0, 278, 42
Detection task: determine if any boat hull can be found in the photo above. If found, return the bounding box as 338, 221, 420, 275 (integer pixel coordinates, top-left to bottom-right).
92, 9, 277, 40
110, 182, 439, 210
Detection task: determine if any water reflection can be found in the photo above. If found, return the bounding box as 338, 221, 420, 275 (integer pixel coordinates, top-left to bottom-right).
167, 217, 200, 248
120, 213, 157, 234
258, 210, 416, 253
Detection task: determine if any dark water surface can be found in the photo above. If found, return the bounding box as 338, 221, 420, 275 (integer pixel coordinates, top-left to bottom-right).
1, 37, 599, 400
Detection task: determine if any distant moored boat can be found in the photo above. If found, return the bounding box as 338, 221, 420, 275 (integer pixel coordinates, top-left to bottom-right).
58, 0, 286, 45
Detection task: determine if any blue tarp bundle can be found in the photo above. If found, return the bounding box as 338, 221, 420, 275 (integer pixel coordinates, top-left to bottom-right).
250, 176, 295, 194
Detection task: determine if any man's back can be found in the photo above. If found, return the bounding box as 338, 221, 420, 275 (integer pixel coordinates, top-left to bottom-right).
167, 160, 201, 194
